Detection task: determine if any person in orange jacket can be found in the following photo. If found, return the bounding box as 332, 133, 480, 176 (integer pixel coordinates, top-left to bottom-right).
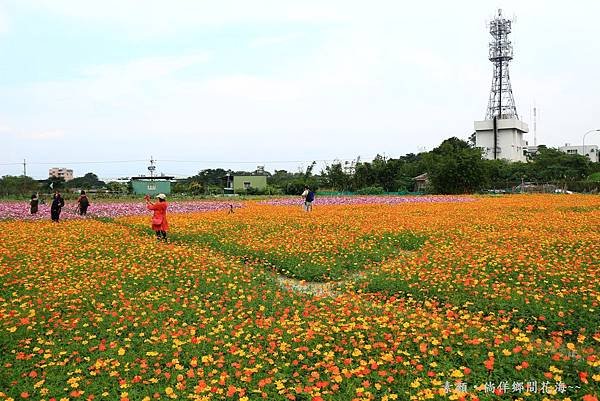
145, 193, 169, 241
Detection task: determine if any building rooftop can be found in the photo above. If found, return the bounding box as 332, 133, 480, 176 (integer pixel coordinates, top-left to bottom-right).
130, 176, 174, 180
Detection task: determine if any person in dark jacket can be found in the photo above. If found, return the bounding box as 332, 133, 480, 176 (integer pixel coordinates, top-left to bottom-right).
50, 190, 65, 222
77, 190, 90, 216
303, 186, 315, 212
30, 193, 39, 214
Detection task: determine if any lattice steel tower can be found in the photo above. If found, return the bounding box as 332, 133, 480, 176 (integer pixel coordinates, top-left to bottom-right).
485, 9, 518, 120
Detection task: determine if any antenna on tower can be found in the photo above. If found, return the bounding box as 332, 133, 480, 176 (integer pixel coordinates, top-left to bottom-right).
485, 8, 519, 120
475, 9, 527, 163
148, 156, 156, 178
533, 103, 537, 146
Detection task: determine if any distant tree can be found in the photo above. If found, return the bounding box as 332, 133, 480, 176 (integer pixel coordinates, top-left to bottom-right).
170, 181, 188, 194
323, 163, 350, 191
41, 177, 66, 192
483, 159, 513, 189
530, 147, 591, 182
188, 169, 228, 187
304, 161, 317, 179
284, 180, 308, 195
371, 155, 396, 191
105, 181, 128, 194
263, 168, 317, 194
269, 170, 295, 188
188, 182, 205, 195
0, 175, 40, 196
352, 154, 425, 192
353, 162, 376, 190
587, 172, 600, 182
66, 173, 105, 189
424, 137, 488, 194
468, 132, 477, 147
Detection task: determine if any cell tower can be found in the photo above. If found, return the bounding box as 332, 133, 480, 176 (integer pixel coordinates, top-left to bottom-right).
474, 9, 528, 163
485, 9, 518, 120
533, 105, 537, 146
148, 156, 156, 178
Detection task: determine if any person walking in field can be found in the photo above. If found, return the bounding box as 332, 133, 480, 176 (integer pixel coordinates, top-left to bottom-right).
77, 190, 90, 216
305, 188, 315, 211
145, 193, 169, 242
301, 187, 308, 210
50, 190, 65, 222
302, 186, 315, 212
30, 193, 39, 215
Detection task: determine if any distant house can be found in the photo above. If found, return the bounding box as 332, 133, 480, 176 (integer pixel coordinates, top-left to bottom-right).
558, 144, 599, 162
413, 173, 429, 192
130, 176, 173, 195
524, 145, 540, 157
224, 174, 267, 193
49, 167, 74, 181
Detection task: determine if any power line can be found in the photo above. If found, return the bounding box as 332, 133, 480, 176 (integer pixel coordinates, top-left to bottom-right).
1, 159, 147, 166
158, 158, 364, 164
29, 159, 148, 165
1, 156, 370, 166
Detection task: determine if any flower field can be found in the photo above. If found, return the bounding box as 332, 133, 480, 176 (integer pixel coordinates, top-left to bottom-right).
260, 196, 473, 207
0, 201, 238, 221
1, 195, 599, 401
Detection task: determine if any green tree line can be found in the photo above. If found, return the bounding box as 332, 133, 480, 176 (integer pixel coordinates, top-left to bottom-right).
2, 137, 599, 197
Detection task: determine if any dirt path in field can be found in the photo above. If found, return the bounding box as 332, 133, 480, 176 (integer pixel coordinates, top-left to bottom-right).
274, 271, 368, 297
275, 275, 340, 297
98, 219, 388, 298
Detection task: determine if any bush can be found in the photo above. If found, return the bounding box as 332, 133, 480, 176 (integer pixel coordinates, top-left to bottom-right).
265, 185, 284, 195
241, 187, 266, 195
566, 181, 600, 193
283, 180, 319, 196
587, 172, 600, 182
355, 186, 385, 195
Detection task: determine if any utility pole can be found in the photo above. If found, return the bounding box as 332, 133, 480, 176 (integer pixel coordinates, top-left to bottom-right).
148, 156, 156, 178
23, 159, 27, 177
533, 105, 537, 146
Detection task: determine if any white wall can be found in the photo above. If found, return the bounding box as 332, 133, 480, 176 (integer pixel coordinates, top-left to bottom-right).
559, 145, 600, 162
475, 119, 528, 162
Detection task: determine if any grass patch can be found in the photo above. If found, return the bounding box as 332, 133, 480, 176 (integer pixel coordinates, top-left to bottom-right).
360, 271, 600, 335
161, 229, 427, 282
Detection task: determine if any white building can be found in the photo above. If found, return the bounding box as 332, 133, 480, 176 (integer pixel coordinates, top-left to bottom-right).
524, 145, 540, 157
474, 119, 529, 162
49, 167, 74, 181
558, 144, 599, 162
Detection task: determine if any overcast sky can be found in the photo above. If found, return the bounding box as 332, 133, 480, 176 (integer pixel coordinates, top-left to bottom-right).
1, 0, 599, 180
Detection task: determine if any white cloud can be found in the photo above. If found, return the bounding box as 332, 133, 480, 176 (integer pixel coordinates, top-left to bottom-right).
202, 75, 305, 102
83, 53, 210, 80
4, 129, 66, 140
14, 0, 347, 38
25, 130, 66, 140
249, 33, 304, 49
0, 4, 8, 34
9, 53, 211, 109
3, 0, 600, 178
0, 20, 501, 156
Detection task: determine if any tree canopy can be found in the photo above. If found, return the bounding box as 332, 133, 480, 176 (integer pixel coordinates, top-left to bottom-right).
1, 137, 599, 197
